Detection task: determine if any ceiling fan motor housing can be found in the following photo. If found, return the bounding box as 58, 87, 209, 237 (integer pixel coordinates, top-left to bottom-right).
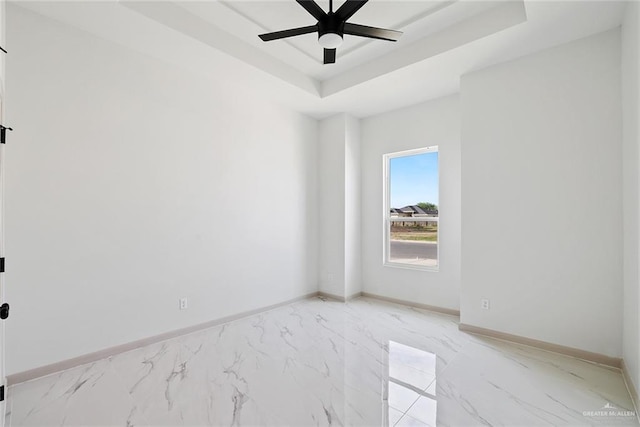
318, 13, 345, 38
258, 1, 402, 64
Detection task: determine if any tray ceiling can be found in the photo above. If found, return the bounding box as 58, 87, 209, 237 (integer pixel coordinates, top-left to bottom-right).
126, 0, 527, 95
218, 1, 456, 68
13, 1, 628, 117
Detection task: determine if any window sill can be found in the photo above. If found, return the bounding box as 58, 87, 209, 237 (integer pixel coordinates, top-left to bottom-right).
383, 261, 439, 273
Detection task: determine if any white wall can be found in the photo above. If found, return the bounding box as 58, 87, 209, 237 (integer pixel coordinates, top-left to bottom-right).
460, 30, 622, 357
622, 0, 640, 402
318, 115, 346, 298
318, 114, 362, 300
5, 5, 318, 374
344, 116, 362, 299
360, 95, 461, 310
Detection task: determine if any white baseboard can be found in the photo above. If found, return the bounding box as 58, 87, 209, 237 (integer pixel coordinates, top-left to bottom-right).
622, 359, 640, 422
7, 291, 319, 386
317, 291, 346, 302
317, 291, 364, 302
361, 292, 460, 316
459, 323, 622, 369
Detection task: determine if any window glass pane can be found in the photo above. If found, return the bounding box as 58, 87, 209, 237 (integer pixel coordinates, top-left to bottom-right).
388, 150, 438, 267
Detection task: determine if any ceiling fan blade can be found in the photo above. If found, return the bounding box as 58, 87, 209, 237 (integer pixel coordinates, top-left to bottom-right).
324, 48, 336, 64
296, 0, 327, 21
335, 0, 368, 21
259, 25, 317, 41
343, 22, 402, 42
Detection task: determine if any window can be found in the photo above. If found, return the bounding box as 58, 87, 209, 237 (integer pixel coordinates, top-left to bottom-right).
384, 147, 439, 270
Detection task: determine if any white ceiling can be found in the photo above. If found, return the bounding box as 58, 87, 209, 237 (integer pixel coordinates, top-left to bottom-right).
178, 0, 474, 80
13, 1, 628, 118
125, 0, 528, 93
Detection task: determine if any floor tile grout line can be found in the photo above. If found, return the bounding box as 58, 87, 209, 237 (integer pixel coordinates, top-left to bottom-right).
387, 313, 469, 426
435, 326, 473, 379
396, 378, 436, 424
392, 329, 474, 425
10, 297, 632, 426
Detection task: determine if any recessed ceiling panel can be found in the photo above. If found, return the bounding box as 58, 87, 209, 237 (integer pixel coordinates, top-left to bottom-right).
16, 0, 627, 118
226, 0, 454, 65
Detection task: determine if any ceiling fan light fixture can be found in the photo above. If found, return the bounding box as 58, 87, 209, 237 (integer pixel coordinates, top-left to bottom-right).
318, 32, 343, 49
258, 0, 402, 65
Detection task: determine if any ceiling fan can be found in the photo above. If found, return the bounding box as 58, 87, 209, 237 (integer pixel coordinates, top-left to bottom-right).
258, 0, 403, 65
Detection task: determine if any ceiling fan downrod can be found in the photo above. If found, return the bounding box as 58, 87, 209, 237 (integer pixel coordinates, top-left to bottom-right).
258, 0, 403, 65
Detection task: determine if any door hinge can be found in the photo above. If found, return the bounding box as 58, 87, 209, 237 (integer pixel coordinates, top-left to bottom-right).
0, 303, 8, 320
1, 125, 13, 144
0, 257, 4, 272
0, 385, 4, 402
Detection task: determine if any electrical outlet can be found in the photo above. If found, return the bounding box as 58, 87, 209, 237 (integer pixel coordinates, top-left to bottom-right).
179, 297, 188, 310
481, 299, 490, 310
327, 273, 334, 282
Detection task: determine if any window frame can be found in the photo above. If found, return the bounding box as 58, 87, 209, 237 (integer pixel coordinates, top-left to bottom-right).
383, 146, 440, 272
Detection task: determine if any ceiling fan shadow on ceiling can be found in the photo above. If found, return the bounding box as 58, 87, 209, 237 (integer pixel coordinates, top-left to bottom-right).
258, 0, 403, 65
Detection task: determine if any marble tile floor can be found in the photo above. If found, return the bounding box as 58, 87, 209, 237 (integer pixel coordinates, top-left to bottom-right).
4, 296, 639, 426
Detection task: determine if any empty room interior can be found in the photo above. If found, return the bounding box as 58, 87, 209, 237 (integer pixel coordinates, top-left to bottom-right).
0, 0, 640, 425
